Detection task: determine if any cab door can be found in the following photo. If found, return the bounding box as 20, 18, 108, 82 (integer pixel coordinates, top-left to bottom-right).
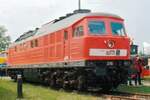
63, 30, 69, 61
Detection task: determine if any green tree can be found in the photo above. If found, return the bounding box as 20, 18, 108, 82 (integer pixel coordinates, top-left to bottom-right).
0, 25, 11, 51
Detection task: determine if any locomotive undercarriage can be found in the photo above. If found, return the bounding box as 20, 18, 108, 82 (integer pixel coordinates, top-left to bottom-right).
7, 60, 130, 91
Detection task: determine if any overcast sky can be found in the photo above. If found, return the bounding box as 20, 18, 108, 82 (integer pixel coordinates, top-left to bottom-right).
0, 0, 150, 50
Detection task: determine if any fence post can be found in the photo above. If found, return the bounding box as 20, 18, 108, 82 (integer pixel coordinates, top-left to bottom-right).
17, 75, 23, 98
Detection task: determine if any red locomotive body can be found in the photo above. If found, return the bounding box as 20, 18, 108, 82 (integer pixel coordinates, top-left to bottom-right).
7, 10, 131, 90
141, 57, 150, 78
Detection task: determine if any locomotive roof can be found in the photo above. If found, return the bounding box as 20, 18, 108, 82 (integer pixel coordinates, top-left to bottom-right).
36, 12, 122, 35
10, 11, 122, 47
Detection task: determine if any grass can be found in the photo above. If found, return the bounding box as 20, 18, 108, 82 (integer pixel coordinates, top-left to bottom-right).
117, 85, 150, 94
0, 78, 150, 100
0, 78, 98, 100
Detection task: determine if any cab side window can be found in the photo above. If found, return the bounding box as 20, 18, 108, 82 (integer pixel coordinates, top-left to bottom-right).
73, 26, 84, 37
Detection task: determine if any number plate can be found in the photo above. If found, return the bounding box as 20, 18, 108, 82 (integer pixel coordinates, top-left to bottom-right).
89, 49, 127, 56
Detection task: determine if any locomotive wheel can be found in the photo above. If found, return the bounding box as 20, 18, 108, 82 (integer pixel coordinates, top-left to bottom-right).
101, 76, 112, 92
63, 81, 69, 89
62, 74, 70, 89
101, 86, 112, 92
49, 75, 56, 88
77, 75, 87, 91
13, 75, 17, 82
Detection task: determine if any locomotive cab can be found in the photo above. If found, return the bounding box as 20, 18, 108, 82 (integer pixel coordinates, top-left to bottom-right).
70, 12, 130, 89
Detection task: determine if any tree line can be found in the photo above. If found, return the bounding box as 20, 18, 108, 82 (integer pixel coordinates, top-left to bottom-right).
0, 25, 11, 52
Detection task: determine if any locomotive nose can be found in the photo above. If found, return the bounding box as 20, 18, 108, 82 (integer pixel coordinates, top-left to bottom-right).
85, 36, 130, 60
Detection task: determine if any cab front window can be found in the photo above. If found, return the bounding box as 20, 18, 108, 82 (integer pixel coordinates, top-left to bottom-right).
88, 21, 106, 35
111, 22, 125, 36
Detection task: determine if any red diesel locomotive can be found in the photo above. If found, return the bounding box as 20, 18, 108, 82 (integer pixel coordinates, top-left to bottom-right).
7, 9, 130, 90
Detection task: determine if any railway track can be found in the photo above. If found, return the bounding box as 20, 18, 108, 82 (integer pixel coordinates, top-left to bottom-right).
102, 92, 150, 100
72, 89, 150, 100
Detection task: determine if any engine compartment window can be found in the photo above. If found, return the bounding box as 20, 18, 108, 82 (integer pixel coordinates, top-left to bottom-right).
73, 26, 84, 37
14, 46, 17, 52
64, 31, 68, 40
111, 22, 125, 36
31, 39, 38, 48
88, 21, 106, 34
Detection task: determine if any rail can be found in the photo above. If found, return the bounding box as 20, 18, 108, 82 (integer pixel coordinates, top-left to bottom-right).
103, 92, 150, 100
